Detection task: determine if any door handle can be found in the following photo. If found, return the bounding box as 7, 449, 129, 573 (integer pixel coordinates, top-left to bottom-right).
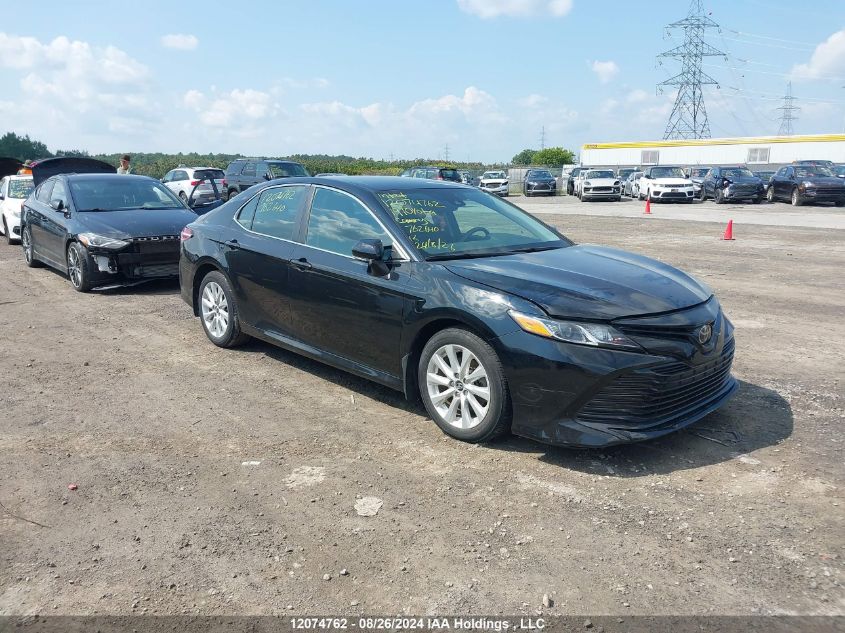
224, 239, 240, 249
293, 257, 313, 271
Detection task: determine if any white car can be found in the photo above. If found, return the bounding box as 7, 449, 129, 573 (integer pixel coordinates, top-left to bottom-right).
0, 174, 35, 243
161, 166, 226, 204
639, 166, 695, 203
478, 170, 509, 196
578, 169, 622, 201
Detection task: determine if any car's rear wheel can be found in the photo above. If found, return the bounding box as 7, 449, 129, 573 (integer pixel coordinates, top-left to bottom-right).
699, 187, 706, 201
715, 188, 725, 204
766, 186, 775, 202
179, 191, 188, 203
67, 242, 92, 292
198, 271, 250, 348
21, 226, 41, 268
3, 218, 11, 244
418, 328, 511, 443
791, 188, 803, 207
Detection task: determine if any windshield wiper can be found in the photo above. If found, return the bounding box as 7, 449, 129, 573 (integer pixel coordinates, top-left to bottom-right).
426, 251, 516, 262
78, 208, 109, 212
505, 245, 563, 254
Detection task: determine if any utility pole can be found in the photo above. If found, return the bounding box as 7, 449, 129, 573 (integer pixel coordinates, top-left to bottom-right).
539, 126, 546, 150
776, 82, 799, 136
443, 143, 450, 162
657, 0, 725, 139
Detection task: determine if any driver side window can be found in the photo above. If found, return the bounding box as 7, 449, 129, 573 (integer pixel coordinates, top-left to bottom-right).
305, 188, 391, 257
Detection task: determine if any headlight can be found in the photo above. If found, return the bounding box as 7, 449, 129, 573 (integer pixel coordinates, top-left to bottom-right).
802, 181, 816, 188
509, 310, 640, 350
77, 232, 129, 249
584, 181, 592, 187
614, 181, 620, 186
527, 181, 537, 185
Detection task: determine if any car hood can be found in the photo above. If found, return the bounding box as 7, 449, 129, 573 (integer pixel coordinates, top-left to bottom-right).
444, 245, 712, 320
725, 176, 763, 185
481, 178, 508, 184
651, 178, 692, 186
2, 198, 23, 213
32, 157, 116, 186
801, 176, 845, 187
74, 207, 198, 239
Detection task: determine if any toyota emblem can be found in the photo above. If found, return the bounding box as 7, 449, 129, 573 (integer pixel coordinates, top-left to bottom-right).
698, 323, 713, 344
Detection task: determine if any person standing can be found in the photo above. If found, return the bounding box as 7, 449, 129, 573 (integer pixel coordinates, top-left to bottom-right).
117, 155, 132, 174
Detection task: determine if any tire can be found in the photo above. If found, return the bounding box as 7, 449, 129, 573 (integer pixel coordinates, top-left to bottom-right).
21, 225, 42, 268
227, 189, 238, 202
752, 197, 761, 204
3, 218, 11, 244
418, 328, 511, 443
198, 271, 250, 348
715, 188, 725, 204
791, 188, 803, 207
179, 191, 188, 203
66, 242, 93, 292
699, 187, 707, 202
766, 186, 775, 203
836, 200, 845, 208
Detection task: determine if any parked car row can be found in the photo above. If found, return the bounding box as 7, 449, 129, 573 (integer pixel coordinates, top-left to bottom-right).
9, 157, 740, 450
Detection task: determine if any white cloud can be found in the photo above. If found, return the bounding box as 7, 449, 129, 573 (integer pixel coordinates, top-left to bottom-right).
791, 28, 845, 81
457, 0, 573, 19
518, 94, 548, 108
161, 33, 198, 50
626, 89, 649, 103
183, 88, 275, 128
590, 60, 619, 84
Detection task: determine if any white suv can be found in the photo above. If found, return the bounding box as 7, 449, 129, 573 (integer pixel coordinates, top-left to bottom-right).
0, 175, 35, 243
161, 167, 225, 204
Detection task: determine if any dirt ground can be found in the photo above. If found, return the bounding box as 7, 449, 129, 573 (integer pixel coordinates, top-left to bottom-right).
0, 207, 843, 617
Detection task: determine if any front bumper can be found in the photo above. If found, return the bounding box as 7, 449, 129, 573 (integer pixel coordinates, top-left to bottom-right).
481, 183, 508, 196
493, 314, 737, 447
582, 186, 621, 199
651, 186, 695, 200
724, 185, 764, 201
85, 237, 181, 287
801, 188, 845, 203
525, 182, 556, 195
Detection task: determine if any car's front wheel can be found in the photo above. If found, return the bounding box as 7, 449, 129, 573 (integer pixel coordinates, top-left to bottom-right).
418, 328, 511, 443
715, 188, 725, 204
198, 271, 250, 348
67, 242, 92, 292
21, 225, 41, 267
791, 188, 803, 207
3, 218, 11, 244
766, 186, 775, 202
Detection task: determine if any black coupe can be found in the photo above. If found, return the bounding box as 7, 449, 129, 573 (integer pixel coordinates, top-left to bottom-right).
180, 177, 738, 448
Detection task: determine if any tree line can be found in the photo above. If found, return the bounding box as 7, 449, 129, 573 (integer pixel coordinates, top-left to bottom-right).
0, 131, 577, 180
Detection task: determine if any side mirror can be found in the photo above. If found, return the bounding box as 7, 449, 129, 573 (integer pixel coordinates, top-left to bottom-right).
352, 239, 384, 261
263, 172, 271, 181
50, 199, 64, 211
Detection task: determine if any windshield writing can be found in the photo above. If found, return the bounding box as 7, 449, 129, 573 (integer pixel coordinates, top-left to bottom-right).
9, 179, 34, 198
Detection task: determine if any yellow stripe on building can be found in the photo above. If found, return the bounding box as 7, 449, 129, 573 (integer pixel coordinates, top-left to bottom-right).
582, 134, 845, 150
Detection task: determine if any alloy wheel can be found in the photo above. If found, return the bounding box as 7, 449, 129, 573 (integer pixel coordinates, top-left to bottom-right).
67, 247, 82, 288
426, 344, 490, 430
201, 281, 230, 338
22, 228, 32, 262
767, 187, 774, 202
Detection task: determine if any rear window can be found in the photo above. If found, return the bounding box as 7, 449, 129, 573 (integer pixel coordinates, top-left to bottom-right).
9, 178, 34, 198
268, 162, 309, 178
193, 169, 225, 180
440, 169, 460, 180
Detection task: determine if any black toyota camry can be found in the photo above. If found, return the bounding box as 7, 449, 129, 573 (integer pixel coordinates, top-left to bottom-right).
179, 176, 737, 448
21, 158, 199, 291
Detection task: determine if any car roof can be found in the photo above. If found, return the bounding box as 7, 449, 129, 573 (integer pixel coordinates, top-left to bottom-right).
61, 173, 157, 183
257, 175, 470, 195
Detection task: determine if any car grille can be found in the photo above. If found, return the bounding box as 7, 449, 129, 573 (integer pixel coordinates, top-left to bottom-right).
131, 236, 181, 255
576, 338, 735, 428
135, 263, 180, 278
590, 187, 613, 192
813, 187, 845, 196
729, 185, 758, 195
659, 191, 688, 198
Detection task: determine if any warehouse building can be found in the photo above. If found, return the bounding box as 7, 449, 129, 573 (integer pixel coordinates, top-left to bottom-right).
580, 134, 845, 169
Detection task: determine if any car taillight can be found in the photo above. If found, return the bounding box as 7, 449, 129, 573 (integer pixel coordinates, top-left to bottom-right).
222, 179, 227, 186
180, 227, 194, 241
190, 180, 199, 186
436, 175, 444, 180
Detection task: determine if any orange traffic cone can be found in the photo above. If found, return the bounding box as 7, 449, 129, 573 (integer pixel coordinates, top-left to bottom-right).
722, 219, 735, 240
644, 198, 652, 214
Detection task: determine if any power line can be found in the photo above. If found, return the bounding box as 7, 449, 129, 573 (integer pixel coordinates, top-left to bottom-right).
776, 82, 800, 135
657, 0, 725, 139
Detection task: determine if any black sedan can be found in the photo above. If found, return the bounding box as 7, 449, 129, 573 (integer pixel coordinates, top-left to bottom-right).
700, 166, 765, 203
767, 164, 845, 206
180, 177, 738, 448
21, 158, 198, 291
523, 169, 557, 197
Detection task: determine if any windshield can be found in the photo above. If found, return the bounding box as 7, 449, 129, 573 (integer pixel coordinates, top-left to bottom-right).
70, 178, 186, 211
586, 170, 614, 179
834, 165, 845, 176
482, 171, 506, 179
9, 178, 34, 198
193, 169, 224, 180
377, 188, 567, 259
650, 167, 686, 179
722, 168, 755, 179
268, 162, 309, 178
617, 169, 635, 177
795, 167, 833, 178
529, 170, 553, 179
690, 168, 709, 177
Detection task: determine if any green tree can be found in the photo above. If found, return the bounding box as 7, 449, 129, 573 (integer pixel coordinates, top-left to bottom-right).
532, 147, 576, 167
511, 148, 538, 165
0, 132, 51, 161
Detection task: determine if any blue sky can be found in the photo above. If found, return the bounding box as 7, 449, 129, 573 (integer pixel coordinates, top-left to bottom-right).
1, 0, 844, 162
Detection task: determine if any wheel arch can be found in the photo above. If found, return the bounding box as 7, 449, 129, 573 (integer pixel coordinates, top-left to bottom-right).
191, 258, 230, 316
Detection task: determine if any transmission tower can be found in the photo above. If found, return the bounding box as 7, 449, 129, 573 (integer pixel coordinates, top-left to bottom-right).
776, 82, 799, 136
539, 125, 546, 150
657, 0, 725, 139
443, 143, 450, 161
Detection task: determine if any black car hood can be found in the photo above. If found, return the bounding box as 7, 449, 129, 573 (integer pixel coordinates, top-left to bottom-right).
725, 176, 762, 185
32, 157, 116, 186
75, 208, 197, 239
445, 245, 712, 320
0, 157, 23, 178
800, 176, 845, 187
